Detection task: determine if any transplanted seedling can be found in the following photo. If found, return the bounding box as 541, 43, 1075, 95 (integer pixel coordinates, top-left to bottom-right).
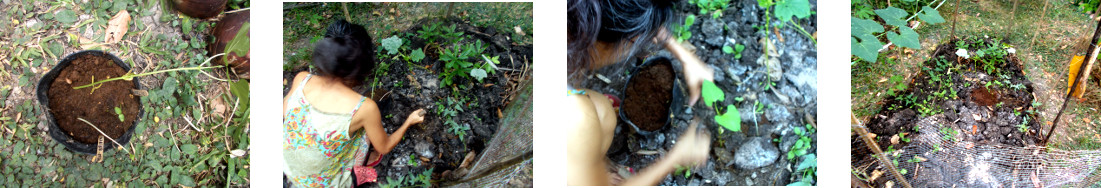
114, 106, 124, 122
702, 80, 740, 132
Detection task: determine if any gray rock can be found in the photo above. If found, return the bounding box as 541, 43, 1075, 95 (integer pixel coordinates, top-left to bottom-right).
702, 18, 725, 46
688, 179, 702, 186
734, 137, 779, 169
414, 141, 435, 159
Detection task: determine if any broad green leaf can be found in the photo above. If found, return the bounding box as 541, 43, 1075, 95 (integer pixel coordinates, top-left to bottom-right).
181, 144, 197, 153
381, 36, 402, 55
55, 10, 78, 25
161, 77, 178, 96
701, 81, 724, 108
852, 36, 883, 63
851, 17, 884, 38
224, 22, 250, 64
874, 7, 909, 27
917, 6, 945, 24
715, 105, 741, 132
796, 154, 816, 171
887, 27, 921, 49
410, 48, 426, 62
685, 14, 696, 27
470, 68, 487, 82
775, 0, 811, 23
723, 45, 734, 54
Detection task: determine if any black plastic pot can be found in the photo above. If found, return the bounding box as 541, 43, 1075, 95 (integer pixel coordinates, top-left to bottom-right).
37, 50, 143, 154
619, 56, 684, 136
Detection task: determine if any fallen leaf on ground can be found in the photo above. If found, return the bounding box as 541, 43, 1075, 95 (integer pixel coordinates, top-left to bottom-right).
104, 10, 131, 44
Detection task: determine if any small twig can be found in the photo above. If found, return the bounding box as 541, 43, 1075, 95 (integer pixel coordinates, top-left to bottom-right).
76, 118, 131, 154
223, 97, 240, 151
183, 116, 202, 132
224, 7, 251, 14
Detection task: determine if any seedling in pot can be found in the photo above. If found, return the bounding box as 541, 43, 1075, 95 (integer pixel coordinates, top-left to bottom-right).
114, 106, 124, 122
74, 54, 229, 91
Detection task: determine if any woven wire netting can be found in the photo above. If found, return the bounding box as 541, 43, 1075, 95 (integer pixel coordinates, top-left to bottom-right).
446, 80, 533, 188
866, 115, 1101, 187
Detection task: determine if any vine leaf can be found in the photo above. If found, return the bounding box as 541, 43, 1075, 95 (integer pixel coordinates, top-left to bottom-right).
851, 17, 884, 62
917, 6, 946, 24
874, 6, 909, 27
887, 27, 921, 49
774, 0, 811, 23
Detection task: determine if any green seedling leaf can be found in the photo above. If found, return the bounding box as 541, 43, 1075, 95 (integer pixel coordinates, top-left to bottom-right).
114, 107, 124, 122
715, 104, 741, 132
701, 81, 724, 108
723, 45, 734, 54
774, 0, 811, 23
381, 36, 403, 55
410, 48, 425, 63
55, 10, 78, 25
917, 6, 945, 24
684, 14, 696, 27
886, 27, 921, 49
874, 6, 909, 27
735, 44, 745, 59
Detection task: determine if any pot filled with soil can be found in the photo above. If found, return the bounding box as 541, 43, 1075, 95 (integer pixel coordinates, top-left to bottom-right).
620, 56, 683, 136
38, 50, 143, 154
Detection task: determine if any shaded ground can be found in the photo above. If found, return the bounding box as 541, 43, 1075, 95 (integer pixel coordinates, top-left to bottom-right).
0, 0, 251, 187
851, 0, 1101, 150
579, 0, 817, 186
282, 2, 532, 187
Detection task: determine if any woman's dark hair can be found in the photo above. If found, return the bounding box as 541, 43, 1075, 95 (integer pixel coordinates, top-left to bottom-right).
312, 19, 376, 86
567, 0, 675, 77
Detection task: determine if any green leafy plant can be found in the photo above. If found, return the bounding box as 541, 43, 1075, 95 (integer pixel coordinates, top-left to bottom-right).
722, 44, 746, 59
689, 0, 731, 19
939, 126, 957, 142
702, 81, 741, 132
1018, 116, 1030, 133
787, 123, 814, 160
417, 22, 444, 44
787, 153, 816, 186
851, 5, 944, 63
381, 35, 403, 55
439, 40, 487, 87
409, 48, 426, 63
471, 54, 501, 82
673, 15, 696, 42
886, 75, 907, 96
114, 106, 124, 122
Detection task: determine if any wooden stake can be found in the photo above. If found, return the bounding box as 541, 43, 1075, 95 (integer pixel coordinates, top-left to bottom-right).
1031, 0, 1050, 46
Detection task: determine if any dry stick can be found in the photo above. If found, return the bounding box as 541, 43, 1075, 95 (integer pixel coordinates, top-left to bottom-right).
1031, 0, 1050, 46
1044, 18, 1101, 145
952, 0, 961, 40
76, 118, 131, 154
852, 113, 913, 188
223, 97, 240, 151
342, 3, 351, 22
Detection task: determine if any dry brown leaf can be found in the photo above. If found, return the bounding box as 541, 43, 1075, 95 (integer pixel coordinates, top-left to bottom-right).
104, 10, 131, 44
869, 170, 883, 182
210, 96, 227, 118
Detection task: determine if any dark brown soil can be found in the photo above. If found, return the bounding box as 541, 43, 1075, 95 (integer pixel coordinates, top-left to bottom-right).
48, 54, 140, 144
623, 61, 674, 132
971, 86, 997, 106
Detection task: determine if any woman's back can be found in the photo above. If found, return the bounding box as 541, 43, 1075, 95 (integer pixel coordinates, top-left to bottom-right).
283, 72, 372, 187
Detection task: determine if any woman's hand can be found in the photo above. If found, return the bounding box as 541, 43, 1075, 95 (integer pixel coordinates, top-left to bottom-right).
667, 119, 710, 168
406, 109, 426, 125
659, 28, 715, 107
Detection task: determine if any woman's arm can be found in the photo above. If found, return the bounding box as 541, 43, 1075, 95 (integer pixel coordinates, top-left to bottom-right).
363, 108, 425, 154
658, 27, 714, 107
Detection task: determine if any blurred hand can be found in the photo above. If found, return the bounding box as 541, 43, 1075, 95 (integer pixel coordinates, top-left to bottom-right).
406, 109, 426, 125
668, 119, 710, 168
681, 57, 714, 107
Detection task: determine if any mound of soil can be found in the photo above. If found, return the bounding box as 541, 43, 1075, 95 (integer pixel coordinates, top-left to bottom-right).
47, 53, 140, 144
624, 61, 675, 132
853, 38, 1043, 185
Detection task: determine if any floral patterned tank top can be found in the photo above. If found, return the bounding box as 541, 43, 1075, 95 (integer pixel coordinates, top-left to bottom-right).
283, 74, 369, 188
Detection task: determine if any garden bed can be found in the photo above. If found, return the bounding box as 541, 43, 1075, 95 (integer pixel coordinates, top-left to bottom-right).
282, 16, 532, 186
578, 0, 817, 185
852, 37, 1043, 186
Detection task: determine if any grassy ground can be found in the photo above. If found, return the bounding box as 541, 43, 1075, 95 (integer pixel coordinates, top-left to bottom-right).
851, 0, 1101, 149
0, 0, 249, 186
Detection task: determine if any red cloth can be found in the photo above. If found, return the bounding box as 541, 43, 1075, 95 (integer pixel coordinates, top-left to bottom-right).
353, 166, 377, 185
